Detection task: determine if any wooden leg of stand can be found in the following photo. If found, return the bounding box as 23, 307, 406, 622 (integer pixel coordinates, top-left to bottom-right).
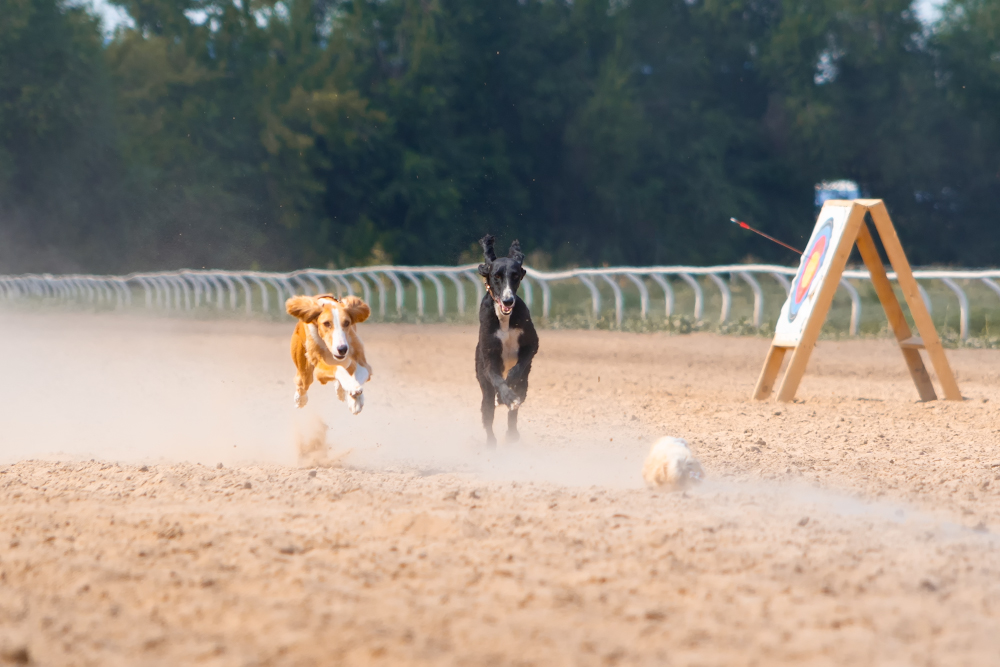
855, 224, 938, 402
868, 202, 962, 401
752, 345, 787, 401
775, 340, 816, 403
900, 348, 937, 402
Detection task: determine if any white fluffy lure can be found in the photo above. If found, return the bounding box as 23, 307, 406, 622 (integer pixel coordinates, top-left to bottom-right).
641, 437, 704, 490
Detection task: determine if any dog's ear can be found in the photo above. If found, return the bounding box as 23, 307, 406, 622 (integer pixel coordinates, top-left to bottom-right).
507, 239, 525, 264
285, 295, 324, 323
479, 234, 497, 262
340, 295, 371, 324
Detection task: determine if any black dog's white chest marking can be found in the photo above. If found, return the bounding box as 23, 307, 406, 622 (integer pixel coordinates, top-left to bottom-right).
495, 305, 521, 377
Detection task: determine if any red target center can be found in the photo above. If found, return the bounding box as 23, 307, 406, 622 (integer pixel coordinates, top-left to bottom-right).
795, 236, 828, 303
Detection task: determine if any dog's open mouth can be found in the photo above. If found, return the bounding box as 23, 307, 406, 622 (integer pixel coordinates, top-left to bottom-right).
499, 303, 513, 315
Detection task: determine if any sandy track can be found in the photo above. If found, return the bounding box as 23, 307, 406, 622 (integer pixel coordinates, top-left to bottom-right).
1, 312, 999, 666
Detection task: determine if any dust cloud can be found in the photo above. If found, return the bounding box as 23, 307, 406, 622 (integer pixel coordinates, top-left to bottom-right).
0, 310, 295, 466
0, 309, 649, 489
2, 309, 972, 534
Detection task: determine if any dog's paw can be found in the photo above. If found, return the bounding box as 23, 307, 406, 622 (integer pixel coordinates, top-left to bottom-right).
338, 376, 362, 398
348, 392, 364, 415
498, 386, 519, 408
294, 391, 308, 408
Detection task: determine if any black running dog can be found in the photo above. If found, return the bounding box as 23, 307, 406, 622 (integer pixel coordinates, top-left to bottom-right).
475, 235, 539, 447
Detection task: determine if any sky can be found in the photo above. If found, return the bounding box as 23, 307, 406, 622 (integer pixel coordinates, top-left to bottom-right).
83, 0, 133, 35
82, 0, 951, 37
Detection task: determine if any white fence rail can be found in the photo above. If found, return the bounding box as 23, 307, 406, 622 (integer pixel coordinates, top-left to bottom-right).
3, 265, 1000, 340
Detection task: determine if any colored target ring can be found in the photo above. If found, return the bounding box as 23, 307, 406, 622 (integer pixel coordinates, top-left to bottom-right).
788, 219, 834, 322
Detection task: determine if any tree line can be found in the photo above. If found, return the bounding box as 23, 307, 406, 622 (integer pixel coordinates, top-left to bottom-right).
1, 0, 998, 273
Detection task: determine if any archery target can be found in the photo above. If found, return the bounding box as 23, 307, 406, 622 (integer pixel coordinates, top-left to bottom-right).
773, 202, 852, 347
788, 220, 834, 322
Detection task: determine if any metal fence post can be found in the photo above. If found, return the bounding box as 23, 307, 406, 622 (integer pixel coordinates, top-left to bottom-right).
578, 275, 601, 320
624, 273, 649, 320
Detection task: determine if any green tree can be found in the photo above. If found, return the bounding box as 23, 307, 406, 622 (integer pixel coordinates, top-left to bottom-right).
0, 0, 122, 272
3, 0, 999, 273
928, 0, 1000, 264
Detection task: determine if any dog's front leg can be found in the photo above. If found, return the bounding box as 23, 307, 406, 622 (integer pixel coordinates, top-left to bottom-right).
294, 367, 314, 408
335, 365, 367, 415
502, 352, 536, 407
486, 369, 519, 408
506, 407, 520, 443
478, 376, 498, 448
502, 331, 537, 441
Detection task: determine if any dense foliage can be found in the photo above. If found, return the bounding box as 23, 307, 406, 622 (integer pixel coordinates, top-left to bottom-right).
1, 0, 998, 273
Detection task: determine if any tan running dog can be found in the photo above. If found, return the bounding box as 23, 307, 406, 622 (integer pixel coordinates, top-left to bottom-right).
286, 294, 373, 414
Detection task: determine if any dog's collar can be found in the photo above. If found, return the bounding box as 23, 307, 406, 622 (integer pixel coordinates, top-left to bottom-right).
484, 281, 501, 305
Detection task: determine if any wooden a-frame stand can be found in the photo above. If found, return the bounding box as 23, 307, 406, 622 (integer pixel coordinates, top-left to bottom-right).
753, 199, 961, 403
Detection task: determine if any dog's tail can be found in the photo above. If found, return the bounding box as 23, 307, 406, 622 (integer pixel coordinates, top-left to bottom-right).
480, 234, 497, 262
